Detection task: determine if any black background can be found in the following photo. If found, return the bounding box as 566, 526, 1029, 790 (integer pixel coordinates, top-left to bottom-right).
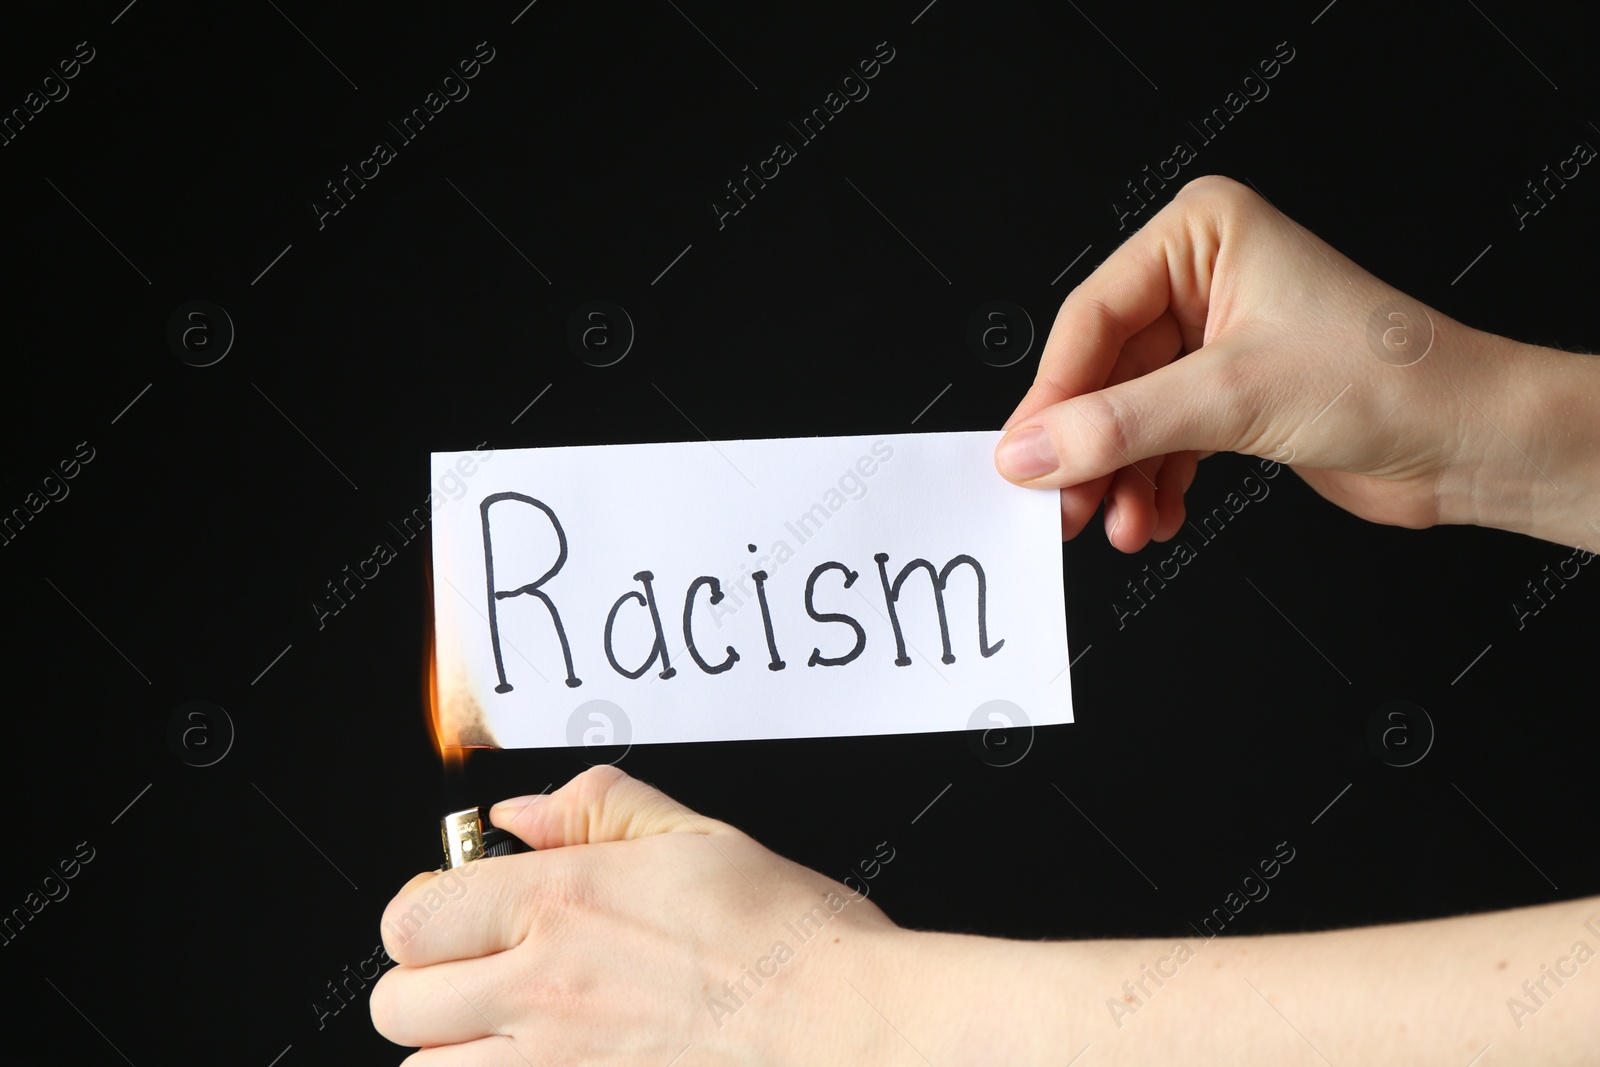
2, 1, 1597, 1063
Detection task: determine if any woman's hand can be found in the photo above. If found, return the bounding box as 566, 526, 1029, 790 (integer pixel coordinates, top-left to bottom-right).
370, 766, 1075, 1065
995, 174, 1600, 553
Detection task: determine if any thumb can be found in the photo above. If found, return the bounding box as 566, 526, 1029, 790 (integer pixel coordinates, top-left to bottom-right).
487, 765, 723, 849
995, 342, 1257, 488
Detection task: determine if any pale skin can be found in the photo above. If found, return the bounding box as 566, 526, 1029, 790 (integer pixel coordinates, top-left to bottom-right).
373, 176, 1600, 1064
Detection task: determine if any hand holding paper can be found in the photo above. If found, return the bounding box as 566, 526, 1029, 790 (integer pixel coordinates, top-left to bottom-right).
994, 174, 1600, 557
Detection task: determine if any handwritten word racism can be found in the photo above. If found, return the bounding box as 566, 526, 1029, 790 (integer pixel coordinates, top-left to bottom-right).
479, 497, 1005, 691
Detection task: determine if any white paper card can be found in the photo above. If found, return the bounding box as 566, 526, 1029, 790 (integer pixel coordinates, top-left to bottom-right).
429, 430, 1071, 749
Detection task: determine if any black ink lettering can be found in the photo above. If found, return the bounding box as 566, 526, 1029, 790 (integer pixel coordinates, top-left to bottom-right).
804, 562, 866, 666
683, 576, 739, 674
480, 493, 581, 692
873, 553, 1004, 666
749, 551, 786, 670
604, 570, 676, 680
751, 571, 785, 670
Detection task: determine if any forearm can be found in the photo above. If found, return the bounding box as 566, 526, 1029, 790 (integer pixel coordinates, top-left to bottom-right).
1458, 330, 1600, 551
878, 895, 1600, 1065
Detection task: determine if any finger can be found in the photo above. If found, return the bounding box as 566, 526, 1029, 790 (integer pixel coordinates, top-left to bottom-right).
1097, 312, 1188, 525
399, 1036, 530, 1066
371, 956, 519, 1049
381, 858, 532, 967
1150, 450, 1199, 543
1104, 456, 1164, 553
488, 764, 722, 850
1104, 310, 1185, 389
1005, 306, 1186, 438
1002, 185, 1225, 432
1059, 475, 1114, 540
1049, 313, 1181, 542
995, 339, 1256, 489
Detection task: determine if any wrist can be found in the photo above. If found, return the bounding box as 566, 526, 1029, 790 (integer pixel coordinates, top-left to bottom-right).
1445, 329, 1600, 550
866, 926, 1095, 1065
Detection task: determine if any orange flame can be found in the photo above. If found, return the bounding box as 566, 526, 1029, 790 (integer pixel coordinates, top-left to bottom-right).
424, 533, 496, 764
422, 551, 471, 772
426, 621, 468, 771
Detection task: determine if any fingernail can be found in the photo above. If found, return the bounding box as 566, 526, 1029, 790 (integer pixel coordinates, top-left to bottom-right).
995, 427, 1058, 480
1106, 499, 1120, 540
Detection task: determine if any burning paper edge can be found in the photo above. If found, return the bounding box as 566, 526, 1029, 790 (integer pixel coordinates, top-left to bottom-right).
439, 669, 499, 749
430, 519, 502, 751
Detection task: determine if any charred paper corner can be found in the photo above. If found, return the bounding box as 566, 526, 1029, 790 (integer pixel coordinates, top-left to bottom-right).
437, 668, 499, 749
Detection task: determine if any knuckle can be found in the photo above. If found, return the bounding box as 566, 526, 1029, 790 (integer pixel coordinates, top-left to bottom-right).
571, 763, 630, 831
380, 893, 434, 965
510, 856, 597, 949
1069, 391, 1134, 470
572, 763, 628, 801
1176, 173, 1251, 207
1175, 175, 1265, 236
1069, 294, 1130, 357
534, 852, 590, 919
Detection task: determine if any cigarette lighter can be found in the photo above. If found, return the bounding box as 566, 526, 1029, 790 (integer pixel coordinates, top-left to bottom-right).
441, 806, 531, 870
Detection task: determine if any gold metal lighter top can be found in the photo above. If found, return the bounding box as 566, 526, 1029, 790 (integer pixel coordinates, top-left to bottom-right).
441, 807, 485, 870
